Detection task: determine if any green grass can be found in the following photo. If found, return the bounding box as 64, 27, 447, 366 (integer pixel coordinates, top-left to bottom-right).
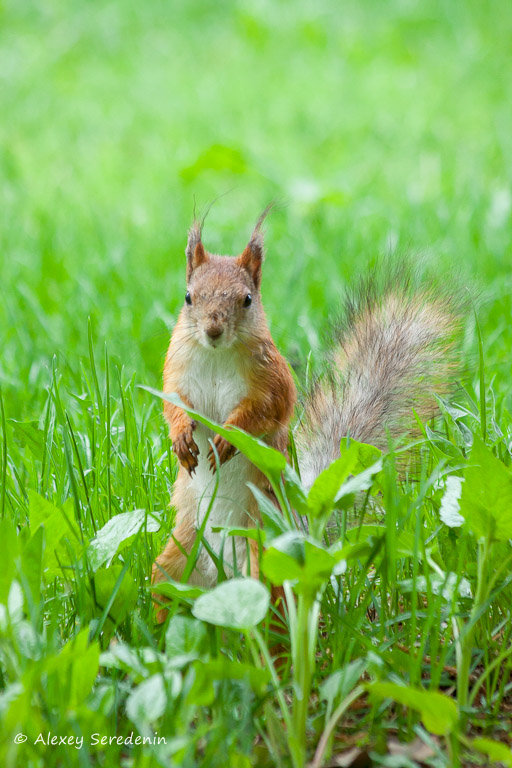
1, 0, 512, 765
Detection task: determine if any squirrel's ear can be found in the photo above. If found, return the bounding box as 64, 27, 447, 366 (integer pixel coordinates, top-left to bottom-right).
239, 235, 264, 288
186, 221, 208, 281
238, 204, 273, 289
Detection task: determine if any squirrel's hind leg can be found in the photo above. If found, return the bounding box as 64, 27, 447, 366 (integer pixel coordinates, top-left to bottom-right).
151, 475, 199, 623
151, 516, 197, 623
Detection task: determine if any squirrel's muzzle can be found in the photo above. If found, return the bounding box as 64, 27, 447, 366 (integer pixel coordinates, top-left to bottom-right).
206, 326, 223, 340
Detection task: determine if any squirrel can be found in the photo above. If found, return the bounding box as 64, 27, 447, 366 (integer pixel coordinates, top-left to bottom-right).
152, 211, 460, 614
152, 208, 296, 607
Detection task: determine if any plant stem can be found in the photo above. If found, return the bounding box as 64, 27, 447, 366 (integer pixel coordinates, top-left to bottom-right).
448, 731, 461, 768
457, 537, 489, 713
289, 590, 317, 768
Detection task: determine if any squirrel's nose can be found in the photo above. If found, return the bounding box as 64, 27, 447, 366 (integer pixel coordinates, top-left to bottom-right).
206, 326, 223, 340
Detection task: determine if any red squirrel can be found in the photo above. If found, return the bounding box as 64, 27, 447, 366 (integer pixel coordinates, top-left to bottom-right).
152, 211, 296, 606
152, 212, 460, 618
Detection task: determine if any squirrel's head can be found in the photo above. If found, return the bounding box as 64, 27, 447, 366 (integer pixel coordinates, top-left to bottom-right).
182, 209, 270, 350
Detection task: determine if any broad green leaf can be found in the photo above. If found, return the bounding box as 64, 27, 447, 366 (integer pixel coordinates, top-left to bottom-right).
126, 674, 167, 724
282, 464, 310, 517
28, 491, 80, 576
440, 476, 465, 527
100, 643, 156, 681
187, 662, 215, 706
368, 682, 458, 735
394, 530, 439, 560
341, 525, 385, 560
166, 615, 207, 658
426, 425, 465, 459
303, 540, 339, 582
261, 531, 341, 590
45, 629, 100, 708
151, 579, 206, 603
307, 449, 359, 517
337, 525, 430, 564
472, 737, 512, 767
192, 578, 270, 629
328, 536, 385, 574
398, 573, 472, 600
68, 640, 100, 708
459, 437, 512, 540
248, 483, 289, 536
141, 388, 286, 483
211, 525, 266, 543
93, 565, 138, 623
88, 509, 160, 570
349, 441, 383, 474
320, 659, 368, 707
335, 458, 383, 500
307, 442, 382, 521
191, 656, 270, 703
29, 490, 65, 534
9, 419, 45, 460
260, 533, 305, 584
343, 524, 385, 544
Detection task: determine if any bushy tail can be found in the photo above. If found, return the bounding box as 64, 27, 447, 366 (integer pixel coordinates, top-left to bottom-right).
297, 272, 463, 489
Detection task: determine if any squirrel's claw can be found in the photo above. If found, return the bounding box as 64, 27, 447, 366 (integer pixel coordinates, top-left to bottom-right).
172, 428, 199, 473
207, 435, 236, 472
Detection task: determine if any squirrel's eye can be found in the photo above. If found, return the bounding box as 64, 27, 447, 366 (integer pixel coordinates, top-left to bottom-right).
243, 293, 252, 307
185, 291, 192, 305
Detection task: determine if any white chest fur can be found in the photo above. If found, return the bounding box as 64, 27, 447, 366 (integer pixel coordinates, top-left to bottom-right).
179, 344, 248, 424
177, 344, 254, 586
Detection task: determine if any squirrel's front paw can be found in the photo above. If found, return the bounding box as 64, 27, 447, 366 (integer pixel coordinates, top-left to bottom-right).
207, 434, 236, 472
172, 425, 199, 475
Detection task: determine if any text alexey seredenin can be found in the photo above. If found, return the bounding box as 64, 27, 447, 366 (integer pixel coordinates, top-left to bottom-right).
31, 732, 167, 749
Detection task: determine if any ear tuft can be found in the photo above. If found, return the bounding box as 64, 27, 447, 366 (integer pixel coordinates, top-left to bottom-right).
238, 204, 274, 289
186, 221, 208, 281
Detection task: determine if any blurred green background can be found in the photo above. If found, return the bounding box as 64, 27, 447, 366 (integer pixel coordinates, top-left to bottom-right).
2, 0, 512, 416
